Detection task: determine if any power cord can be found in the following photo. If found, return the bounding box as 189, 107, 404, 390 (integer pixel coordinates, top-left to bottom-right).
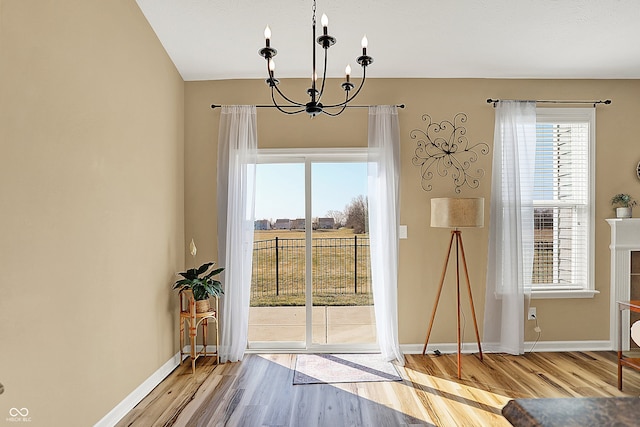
431, 310, 468, 356
528, 314, 541, 353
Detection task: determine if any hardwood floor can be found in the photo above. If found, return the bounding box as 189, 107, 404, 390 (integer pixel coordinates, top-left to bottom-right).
117, 352, 640, 427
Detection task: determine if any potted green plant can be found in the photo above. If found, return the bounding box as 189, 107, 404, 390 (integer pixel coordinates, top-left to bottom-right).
611, 193, 637, 218
173, 262, 224, 312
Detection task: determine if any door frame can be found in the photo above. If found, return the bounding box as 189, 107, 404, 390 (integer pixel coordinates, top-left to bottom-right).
247, 148, 379, 353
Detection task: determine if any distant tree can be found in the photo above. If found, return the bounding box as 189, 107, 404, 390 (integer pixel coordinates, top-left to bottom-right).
344, 195, 368, 234
325, 210, 346, 228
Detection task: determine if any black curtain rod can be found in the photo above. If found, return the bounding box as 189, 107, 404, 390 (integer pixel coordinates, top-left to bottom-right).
210, 104, 405, 109
486, 98, 612, 107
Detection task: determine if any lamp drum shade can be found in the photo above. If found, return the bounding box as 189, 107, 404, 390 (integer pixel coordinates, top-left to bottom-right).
431, 197, 484, 228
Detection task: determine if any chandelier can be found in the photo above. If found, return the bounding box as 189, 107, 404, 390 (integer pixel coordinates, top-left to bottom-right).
258, 0, 373, 117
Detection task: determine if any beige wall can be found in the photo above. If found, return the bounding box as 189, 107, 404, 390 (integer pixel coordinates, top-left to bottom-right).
186, 78, 640, 347
0, 1, 184, 425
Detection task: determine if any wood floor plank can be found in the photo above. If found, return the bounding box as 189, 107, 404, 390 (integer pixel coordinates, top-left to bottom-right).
116, 352, 640, 427
117, 357, 220, 427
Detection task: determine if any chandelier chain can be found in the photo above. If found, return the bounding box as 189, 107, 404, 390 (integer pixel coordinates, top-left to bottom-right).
312, 0, 316, 26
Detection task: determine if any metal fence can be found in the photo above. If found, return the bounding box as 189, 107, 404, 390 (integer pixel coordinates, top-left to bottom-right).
251, 236, 372, 299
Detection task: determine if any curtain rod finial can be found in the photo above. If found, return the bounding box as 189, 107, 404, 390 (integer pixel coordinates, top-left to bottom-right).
487, 98, 499, 107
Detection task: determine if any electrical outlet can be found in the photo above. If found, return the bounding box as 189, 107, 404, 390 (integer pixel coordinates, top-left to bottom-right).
528, 307, 537, 320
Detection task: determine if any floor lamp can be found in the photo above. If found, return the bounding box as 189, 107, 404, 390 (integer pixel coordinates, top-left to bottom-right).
422, 197, 484, 379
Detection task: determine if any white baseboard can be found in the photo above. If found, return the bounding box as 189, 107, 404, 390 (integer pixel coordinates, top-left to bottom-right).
520, 340, 612, 352
94, 352, 181, 427
401, 340, 612, 355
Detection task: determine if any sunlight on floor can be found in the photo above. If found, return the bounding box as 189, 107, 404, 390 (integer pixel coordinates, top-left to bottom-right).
400, 363, 512, 426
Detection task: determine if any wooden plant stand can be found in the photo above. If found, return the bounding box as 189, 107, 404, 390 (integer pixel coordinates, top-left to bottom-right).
179, 290, 219, 373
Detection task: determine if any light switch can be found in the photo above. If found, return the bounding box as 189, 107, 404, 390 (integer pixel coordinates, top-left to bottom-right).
399, 225, 408, 239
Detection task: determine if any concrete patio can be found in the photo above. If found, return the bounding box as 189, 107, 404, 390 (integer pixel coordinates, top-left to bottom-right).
248, 305, 376, 344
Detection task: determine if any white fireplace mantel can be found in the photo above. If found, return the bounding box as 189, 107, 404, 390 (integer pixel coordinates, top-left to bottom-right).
607, 218, 640, 350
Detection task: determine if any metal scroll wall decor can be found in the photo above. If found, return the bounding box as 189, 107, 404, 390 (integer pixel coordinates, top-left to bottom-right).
410, 113, 489, 193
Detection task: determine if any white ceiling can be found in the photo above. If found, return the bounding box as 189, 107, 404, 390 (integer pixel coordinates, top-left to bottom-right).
136, 0, 640, 81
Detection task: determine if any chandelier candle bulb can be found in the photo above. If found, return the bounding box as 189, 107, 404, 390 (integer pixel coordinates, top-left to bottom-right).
361, 35, 368, 55
264, 26, 271, 47
321, 14, 328, 35
345, 64, 351, 82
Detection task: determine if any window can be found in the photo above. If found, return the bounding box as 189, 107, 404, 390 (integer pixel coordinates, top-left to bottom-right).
530, 108, 596, 298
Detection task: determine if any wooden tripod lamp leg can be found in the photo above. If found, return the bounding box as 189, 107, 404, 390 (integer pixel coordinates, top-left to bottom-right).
455, 231, 462, 379
423, 231, 457, 355
457, 231, 483, 361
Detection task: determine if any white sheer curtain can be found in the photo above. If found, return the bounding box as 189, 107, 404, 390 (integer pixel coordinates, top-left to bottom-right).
483, 100, 536, 354
216, 105, 257, 362
368, 105, 405, 365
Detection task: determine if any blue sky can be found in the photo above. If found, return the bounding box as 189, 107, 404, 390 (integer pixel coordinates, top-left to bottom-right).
254, 162, 367, 220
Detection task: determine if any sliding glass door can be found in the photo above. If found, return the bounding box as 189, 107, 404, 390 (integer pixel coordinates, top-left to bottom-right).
248, 149, 377, 351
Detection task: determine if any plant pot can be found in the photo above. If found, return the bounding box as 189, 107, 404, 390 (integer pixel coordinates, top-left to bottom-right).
616, 207, 633, 218
195, 299, 210, 313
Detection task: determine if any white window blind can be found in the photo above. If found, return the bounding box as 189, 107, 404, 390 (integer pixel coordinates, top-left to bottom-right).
531, 109, 594, 293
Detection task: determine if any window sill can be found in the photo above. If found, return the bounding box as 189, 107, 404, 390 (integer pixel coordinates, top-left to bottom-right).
530, 289, 600, 299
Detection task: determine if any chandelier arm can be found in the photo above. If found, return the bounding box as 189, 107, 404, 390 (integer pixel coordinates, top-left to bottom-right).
271, 88, 306, 114
322, 104, 348, 117
321, 90, 349, 116
322, 66, 368, 108
265, 60, 307, 107
315, 47, 329, 103
270, 80, 307, 107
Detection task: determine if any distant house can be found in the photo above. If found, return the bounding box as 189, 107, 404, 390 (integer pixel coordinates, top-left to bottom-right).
291, 218, 306, 230
317, 217, 335, 230
274, 218, 291, 230
254, 219, 271, 230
